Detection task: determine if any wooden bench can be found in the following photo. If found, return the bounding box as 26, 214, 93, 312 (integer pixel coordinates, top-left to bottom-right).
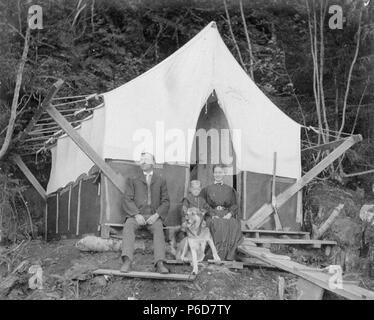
242, 228, 311, 239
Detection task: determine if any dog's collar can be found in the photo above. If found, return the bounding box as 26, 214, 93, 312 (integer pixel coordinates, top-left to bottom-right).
186, 218, 205, 237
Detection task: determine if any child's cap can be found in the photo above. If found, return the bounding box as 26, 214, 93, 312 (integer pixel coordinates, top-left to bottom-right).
190, 180, 201, 188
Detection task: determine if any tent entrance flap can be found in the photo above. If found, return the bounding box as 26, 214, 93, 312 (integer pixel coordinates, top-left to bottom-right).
190, 97, 237, 189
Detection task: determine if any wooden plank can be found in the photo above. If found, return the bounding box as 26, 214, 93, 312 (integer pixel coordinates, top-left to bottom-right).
104, 176, 111, 221
15, 79, 64, 143
296, 191, 303, 224
207, 260, 243, 269
342, 168, 374, 178
56, 193, 59, 234
273, 212, 282, 231
237, 170, 242, 215
76, 180, 82, 236
238, 256, 279, 269
241, 245, 271, 253
67, 185, 71, 231
246, 135, 362, 229
301, 138, 345, 153
242, 228, 310, 236
100, 225, 110, 239
104, 223, 124, 227
243, 237, 336, 246
238, 245, 374, 300
46, 105, 125, 194
184, 166, 190, 198
260, 252, 291, 261
271, 152, 282, 230
165, 260, 243, 269
243, 171, 247, 219
12, 155, 47, 200
92, 269, 196, 281
278, 276, 285, 300
44, 201, 48, 241
99, 179, 104, 229
165, 260, 187, 265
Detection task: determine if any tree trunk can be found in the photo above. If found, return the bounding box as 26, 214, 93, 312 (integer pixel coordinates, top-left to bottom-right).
0, 27, 31, 160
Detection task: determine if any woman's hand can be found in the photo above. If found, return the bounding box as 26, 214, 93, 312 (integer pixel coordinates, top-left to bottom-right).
223, 212, 232, 219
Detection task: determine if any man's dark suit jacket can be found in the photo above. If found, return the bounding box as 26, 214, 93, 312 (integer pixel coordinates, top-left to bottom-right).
122, 171, 170, 221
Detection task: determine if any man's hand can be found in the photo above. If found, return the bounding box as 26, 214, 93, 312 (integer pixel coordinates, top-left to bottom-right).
146, 213, 160, 225
135, 214, 146, 226
223, 212, 232, 219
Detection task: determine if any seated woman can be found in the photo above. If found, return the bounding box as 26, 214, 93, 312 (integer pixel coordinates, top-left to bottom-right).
200, 164, 243, 261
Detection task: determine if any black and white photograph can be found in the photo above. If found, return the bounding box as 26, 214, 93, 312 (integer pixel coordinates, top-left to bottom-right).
0, 0, 374, 305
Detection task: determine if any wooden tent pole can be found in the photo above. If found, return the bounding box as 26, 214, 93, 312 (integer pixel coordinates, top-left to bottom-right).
342, 168, 374, 178
242, 171, 247, 219
271, 152, 282, 230
184, 166, 190, 197
12, 155, 47, 201
44, 201, 48, 241
76, 180, 82, 236
67, 185, 72, 231
56, 193, 59, 234
245, 135, 362, 229
237, 170, 242, 216
45, 105, 126, 194
301, 138, 346, 152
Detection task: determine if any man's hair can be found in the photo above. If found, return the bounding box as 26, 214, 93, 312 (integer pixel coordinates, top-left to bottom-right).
140, 152, 156, 163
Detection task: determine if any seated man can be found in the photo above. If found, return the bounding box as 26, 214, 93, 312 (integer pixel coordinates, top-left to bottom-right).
121, 152, 170, 273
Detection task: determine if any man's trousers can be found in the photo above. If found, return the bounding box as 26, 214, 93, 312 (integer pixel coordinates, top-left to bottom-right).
121, 217, 166, 264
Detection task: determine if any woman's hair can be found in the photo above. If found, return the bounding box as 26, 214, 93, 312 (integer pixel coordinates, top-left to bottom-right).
212, 164, 225, 172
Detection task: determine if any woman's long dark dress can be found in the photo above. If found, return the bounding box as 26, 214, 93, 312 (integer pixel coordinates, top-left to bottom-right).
200, 183, 243, 260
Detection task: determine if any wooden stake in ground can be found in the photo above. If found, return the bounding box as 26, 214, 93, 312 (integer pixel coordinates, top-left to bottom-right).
278, 276, 285, 300
271, 152, 282, 230
312, 203, 344, 239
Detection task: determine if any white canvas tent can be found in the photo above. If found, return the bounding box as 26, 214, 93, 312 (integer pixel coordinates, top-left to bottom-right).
47, 21, 301, 195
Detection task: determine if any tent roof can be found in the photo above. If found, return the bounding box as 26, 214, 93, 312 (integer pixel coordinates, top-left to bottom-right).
47, 21, 301, 194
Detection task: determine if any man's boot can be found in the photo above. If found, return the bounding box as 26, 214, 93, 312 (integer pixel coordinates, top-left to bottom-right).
120, 256, 132, 273
155, 260, 169, 274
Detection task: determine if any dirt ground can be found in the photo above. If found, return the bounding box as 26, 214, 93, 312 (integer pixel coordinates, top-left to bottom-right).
0, 238, 303, 300
2, 235, 374, 300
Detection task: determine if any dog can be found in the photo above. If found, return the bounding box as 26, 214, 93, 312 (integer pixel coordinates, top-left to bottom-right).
175, 207, 221, 274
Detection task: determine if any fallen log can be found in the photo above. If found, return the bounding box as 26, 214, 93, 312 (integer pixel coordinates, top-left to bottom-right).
75, 235, 145, 252
313, 204, 344, 239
